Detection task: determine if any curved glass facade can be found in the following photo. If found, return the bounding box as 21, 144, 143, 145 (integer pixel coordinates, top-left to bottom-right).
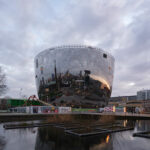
34, 45, 115, 107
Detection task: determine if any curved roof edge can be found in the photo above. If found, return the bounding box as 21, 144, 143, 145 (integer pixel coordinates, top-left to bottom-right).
35, 44, 115, 60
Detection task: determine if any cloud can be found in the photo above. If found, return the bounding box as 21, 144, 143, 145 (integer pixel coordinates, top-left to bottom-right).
0, 0, 150, 98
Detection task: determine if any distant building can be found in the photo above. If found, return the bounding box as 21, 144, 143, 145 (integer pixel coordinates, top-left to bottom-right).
109, 95, 137, 102
137, 90, 150, 100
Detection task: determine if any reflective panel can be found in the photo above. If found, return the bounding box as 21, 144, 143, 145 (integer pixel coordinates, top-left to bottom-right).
34, 45, 115, 107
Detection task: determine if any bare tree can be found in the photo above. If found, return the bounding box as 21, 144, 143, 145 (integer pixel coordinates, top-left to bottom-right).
0, 66, 7, 96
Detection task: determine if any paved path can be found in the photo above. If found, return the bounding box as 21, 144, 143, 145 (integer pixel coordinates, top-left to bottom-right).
0, 112, 150, 118
87, 112, 150, 119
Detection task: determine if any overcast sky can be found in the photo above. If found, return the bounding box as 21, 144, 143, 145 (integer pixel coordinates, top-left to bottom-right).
0, 0, 150, 98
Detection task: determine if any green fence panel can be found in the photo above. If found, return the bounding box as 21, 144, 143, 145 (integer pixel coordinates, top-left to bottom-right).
72, 108, 98, 112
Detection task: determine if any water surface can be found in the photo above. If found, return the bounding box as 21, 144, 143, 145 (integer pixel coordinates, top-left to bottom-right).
0, 120, 150, 150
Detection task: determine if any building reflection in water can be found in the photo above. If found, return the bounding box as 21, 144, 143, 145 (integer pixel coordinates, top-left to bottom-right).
135, 120, 150, 131
35, 126, 112, 150
34, 120, 150, 150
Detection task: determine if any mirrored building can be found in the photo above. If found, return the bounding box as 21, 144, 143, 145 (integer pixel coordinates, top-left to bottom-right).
34, 45, 115, 107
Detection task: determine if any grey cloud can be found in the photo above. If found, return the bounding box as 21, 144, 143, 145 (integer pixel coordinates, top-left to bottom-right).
0, 0, 150, 98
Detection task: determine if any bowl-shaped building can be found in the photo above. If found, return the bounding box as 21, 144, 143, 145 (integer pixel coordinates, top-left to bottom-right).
34, 45, 115, 107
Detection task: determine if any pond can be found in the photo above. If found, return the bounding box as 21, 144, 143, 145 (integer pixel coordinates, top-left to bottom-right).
0, 120, 150, 150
